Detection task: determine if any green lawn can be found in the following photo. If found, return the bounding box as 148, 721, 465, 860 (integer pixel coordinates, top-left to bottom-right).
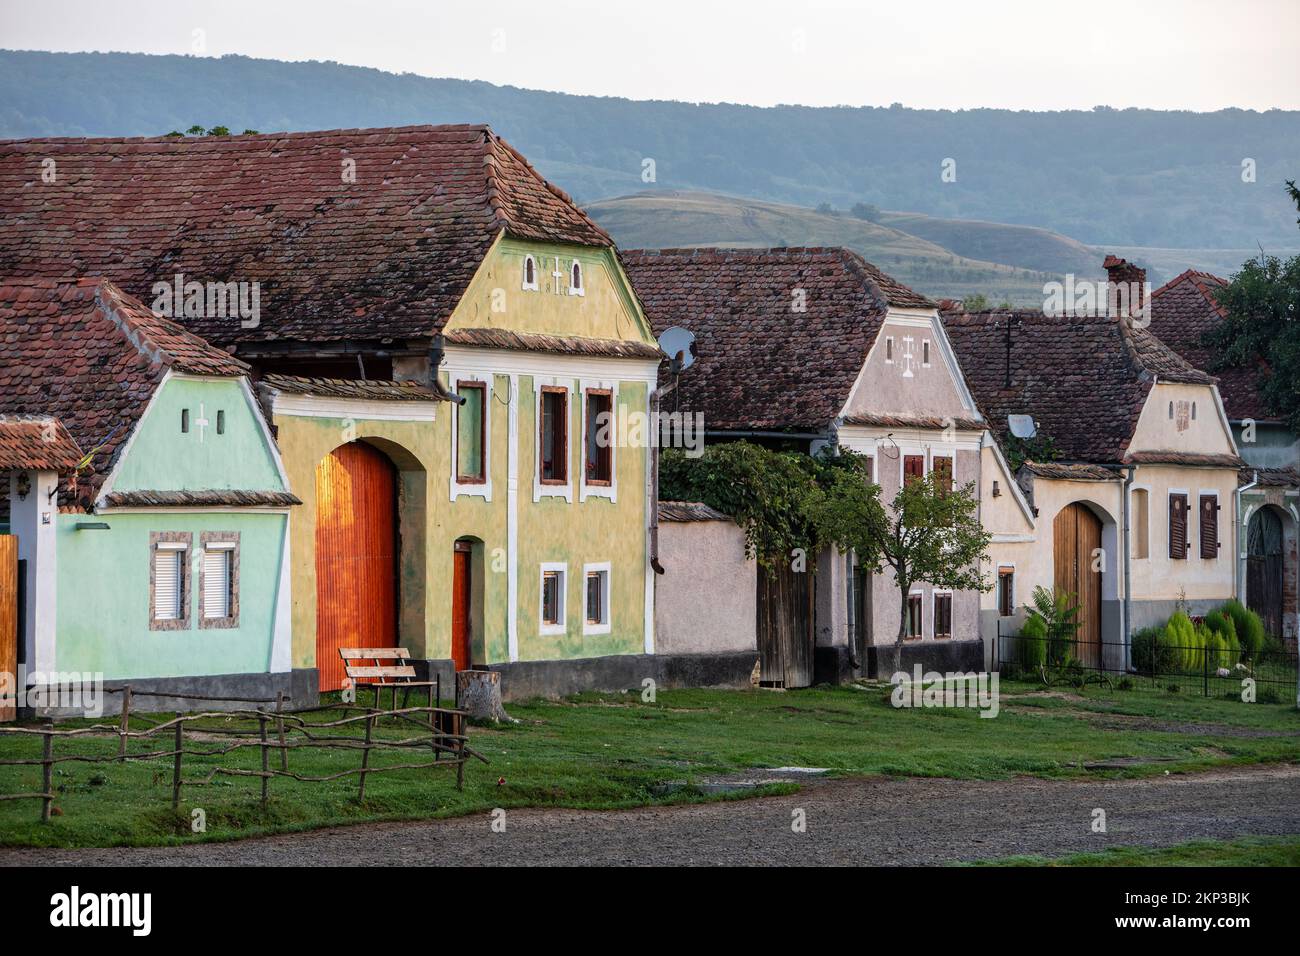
973, 835, 1300, 867
0, 679, 1297, 848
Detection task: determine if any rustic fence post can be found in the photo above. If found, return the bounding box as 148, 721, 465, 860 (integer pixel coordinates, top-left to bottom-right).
41, 721, 54, 823
357, 712, 375, 802
275, 691, 288, 772
117, 685, 132, 763
258, 710, 270, 809
171, 713, 184, 810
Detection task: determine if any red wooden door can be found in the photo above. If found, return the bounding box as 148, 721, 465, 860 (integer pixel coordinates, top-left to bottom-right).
0, 536, 16, 722
315, 442, 398, 692
451, 543, 472, 670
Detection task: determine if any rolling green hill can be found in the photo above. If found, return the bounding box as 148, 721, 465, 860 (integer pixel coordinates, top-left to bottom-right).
3, 50, 1299, 250
588, 191, 1069, 305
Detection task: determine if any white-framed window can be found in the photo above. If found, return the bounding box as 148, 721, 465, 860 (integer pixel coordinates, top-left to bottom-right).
580, 380, 618, 503
534, 379, 574, 503
906, 590, 924, 639
568, 260, 585, 296
199, 533, 239, 628
539, 562, 567, 635
996, 566, 1015, 617
922, 339, 931, 367
522, 254, 539, 291
932, 590, 953, 638
1131, 487, 1150, 559
583, 562, 611, 635
150, 532, 192, 630
884, 336, 895, 363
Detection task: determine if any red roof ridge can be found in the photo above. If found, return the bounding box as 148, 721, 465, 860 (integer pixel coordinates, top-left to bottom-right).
1150, 268, 1229, 317
0, 123, 495, 146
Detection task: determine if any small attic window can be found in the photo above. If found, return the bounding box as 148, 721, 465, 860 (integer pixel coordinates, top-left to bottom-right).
1191, 402, 1197, 420
569, 260, 584, 296
181, 408, 190, 433
1168, 401, 1174, 419
522, 254, 538, 291
216, 410, 226, 435
922, 339, 931, 366
885, 336, 894, 363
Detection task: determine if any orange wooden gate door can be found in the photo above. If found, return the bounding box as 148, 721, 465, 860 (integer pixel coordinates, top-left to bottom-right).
0, 535, 16, 722
451, 542, 472, 671
315, 442, 398, 692
1053, 503, 1102, 668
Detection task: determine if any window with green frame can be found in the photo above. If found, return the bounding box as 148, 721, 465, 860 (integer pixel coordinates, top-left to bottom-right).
457, 381, 486, 482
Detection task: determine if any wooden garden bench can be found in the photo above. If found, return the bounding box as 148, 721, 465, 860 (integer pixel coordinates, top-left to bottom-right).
338, 647, 441, 711
338, 647, 466, 757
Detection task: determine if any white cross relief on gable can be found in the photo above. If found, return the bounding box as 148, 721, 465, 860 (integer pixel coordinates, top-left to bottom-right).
551, 257, 566, 295
195, 402, 210, 443
900, 336, 917, 378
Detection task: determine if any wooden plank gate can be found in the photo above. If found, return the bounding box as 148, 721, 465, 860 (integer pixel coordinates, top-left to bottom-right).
0, 535, 16, 722
756, 562, 814, 688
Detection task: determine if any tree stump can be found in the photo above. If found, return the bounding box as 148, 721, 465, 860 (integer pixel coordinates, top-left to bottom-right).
456, 669, 516, 724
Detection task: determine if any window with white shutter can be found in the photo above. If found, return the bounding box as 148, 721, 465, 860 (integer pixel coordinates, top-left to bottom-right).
203, 548, 232, 618
154, 549, 183, 619
199, 533, 240, 628
150, 533, 192, 630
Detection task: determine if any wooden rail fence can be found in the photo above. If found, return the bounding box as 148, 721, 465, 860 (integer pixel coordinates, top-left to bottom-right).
0, 687, 487, 822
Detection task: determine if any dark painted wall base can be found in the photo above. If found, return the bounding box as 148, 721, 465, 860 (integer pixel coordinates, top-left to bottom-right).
488, 651, 759, 702
814, 645, 855, 685
28, 669, 314, 717
867, 640, 986, 679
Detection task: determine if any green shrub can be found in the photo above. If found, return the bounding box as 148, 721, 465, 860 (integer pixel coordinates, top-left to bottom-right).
1131, 625, 1176, 675
1164, 611, 1199, 674
1221, 599, 1266, 659
1017, 614, 1048, 669
1203, 626, 1227, 671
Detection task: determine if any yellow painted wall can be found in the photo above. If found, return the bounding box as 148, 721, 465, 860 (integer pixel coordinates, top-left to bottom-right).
274, 234, 657, 674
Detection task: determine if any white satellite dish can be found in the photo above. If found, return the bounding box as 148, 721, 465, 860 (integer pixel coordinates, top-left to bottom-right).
657, 326, 696, 372
1008, 414, 1037, 439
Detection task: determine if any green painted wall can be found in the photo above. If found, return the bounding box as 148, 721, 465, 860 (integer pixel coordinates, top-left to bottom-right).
55, 510, 287, 679
110, 376, 286, 492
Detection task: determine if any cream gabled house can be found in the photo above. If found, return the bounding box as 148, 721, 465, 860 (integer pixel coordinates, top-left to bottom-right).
945, 259, 1243, 670
623, 247, 988, 685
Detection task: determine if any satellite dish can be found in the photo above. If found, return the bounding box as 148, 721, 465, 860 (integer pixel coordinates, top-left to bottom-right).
1008, 414, 1037, 439
657, 326, 696, 372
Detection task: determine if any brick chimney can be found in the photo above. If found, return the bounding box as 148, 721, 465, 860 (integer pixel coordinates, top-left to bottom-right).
1103, 255, 1147, 320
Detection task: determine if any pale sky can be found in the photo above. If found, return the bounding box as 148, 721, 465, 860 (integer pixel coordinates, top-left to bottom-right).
2, 0, 1298, 111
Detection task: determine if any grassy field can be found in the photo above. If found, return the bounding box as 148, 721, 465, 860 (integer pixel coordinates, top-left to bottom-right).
974, 835, 1300, 867
0, 680, 1296, 849
587, 190, 1066, 305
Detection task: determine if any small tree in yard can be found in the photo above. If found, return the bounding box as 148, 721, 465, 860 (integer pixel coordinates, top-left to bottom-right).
812, 468, 991, 675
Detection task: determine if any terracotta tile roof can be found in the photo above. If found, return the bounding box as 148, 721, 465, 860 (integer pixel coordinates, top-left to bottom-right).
1240, 466, 1300, 488
1148, 270, 1274, 422
0, 277, 250, 498
442, 327, 663, 360
101, 489, 301, 508
0, 125, 611, 348
258, 375, 440, 402
840, 413, 985, 431
943, 309, 1213, 465
1123, 451, 1245, 469
0, 415, 83, 470
658, 500, 730, 522
1023, 461, 1120, 482
622, 247, 933, 432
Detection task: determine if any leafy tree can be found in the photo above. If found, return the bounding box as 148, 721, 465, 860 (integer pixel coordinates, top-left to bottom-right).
164, 124, 259, 137
811, 467, 991, 672
960, 293, 990, 311
659, 441, 868, 569
1202, 184, 1300, 430
850, 202, 882, 222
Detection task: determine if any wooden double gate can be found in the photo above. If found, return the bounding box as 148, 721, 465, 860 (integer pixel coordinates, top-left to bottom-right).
756, 563, 814, 688
1, 535, 16, 722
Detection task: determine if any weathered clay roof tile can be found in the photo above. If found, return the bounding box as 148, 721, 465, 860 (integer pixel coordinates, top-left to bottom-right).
622, 247, 932, 432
